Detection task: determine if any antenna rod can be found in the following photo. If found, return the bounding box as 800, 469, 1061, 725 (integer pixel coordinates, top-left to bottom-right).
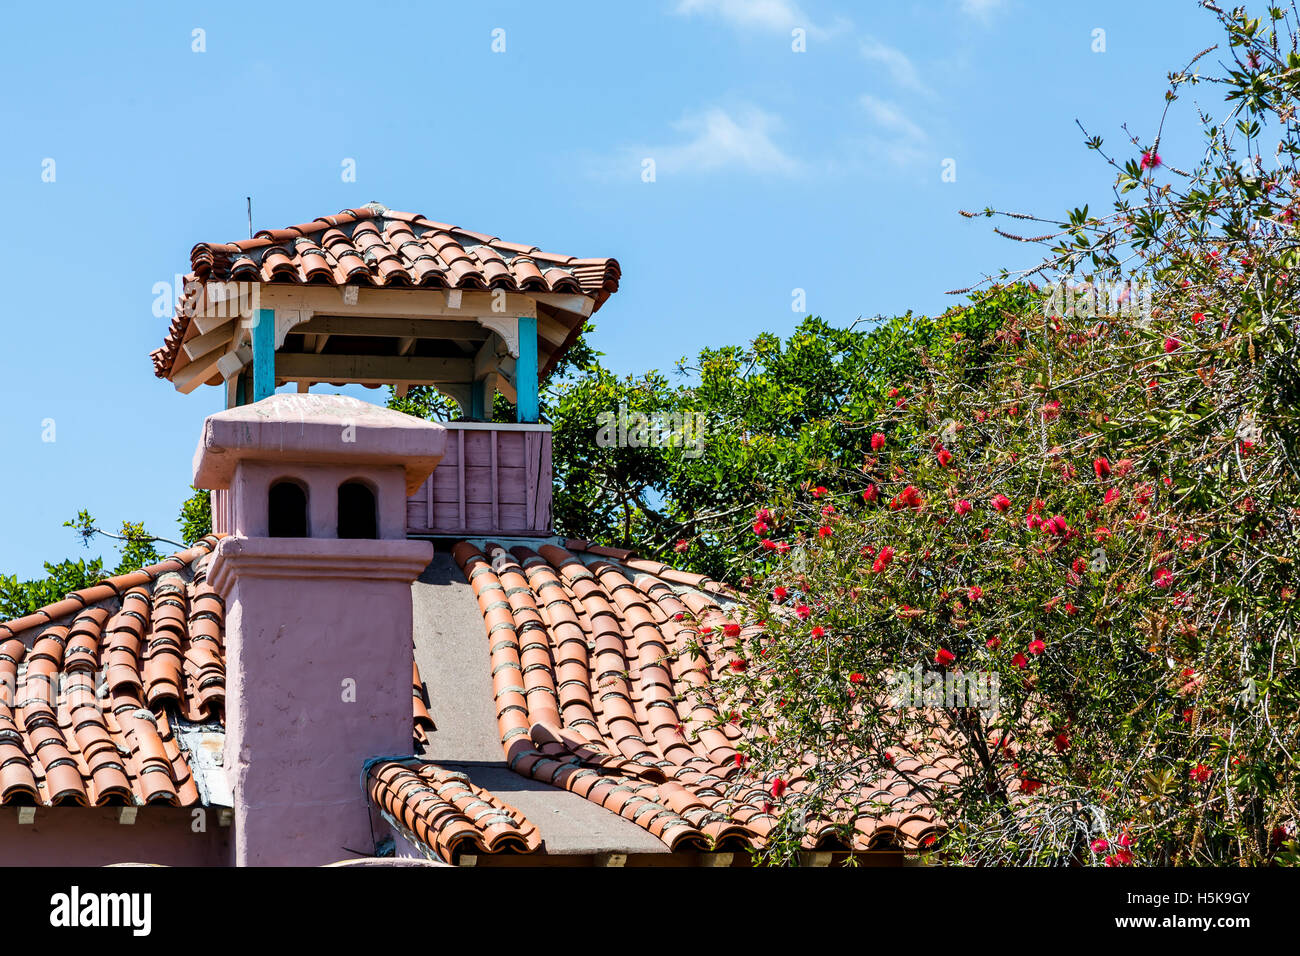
247, 196, 253, 238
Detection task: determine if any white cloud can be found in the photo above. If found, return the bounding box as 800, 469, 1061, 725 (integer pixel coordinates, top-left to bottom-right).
613, 106, 804, 178
860, 95, 926, 142
858, 94, 927, 166
860, 36, 929, 94
674, 0, 823, 36
959, 0, 1005, 21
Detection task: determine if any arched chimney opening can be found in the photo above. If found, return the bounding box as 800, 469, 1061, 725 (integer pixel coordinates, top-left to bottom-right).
337, 480, 378, 539
268, 480, 309, 537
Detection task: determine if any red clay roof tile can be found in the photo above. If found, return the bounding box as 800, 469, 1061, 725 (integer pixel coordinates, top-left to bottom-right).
0, 538, 224, 808
448, 540, 949, 855
366, 759, 540, 862
151, 202, 620, 380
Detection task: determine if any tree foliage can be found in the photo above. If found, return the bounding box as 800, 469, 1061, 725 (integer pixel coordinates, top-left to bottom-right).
711, 3, 1300, 866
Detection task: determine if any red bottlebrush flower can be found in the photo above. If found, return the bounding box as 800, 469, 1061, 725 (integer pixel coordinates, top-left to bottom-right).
1153, 567, 1174, 588
1182, 708, 1195, 723
936, 446, 954, 467
1042, 400, 1061, 421
1054, 732, 1070, 752
935, 647, 956, 666
729, 659, 747, 672
922, 834, 937, 847
1028, 639, 1046, 656
1093, 526, 1111, 542
817, 525, 833, 538
1008, 405, 1020, 418
776, 541, 791, 554
1045, 515, 1070, 537
733, 753, 746, 768
722, 623, 741, 638
1019, 778, 1043, 795
849, 672, 864, 684
674, 538, 690, 553
821, 504, 836, 517
755, 507, 772, 522
871, 545, 895, 573
887, 387, 900, 398
1012, 653, 1029, 668
1103, 487, 1121, 505
1064, 602, 1078, 616
1191, 310, 1205, 323
1026, 514, 1044, 531
986, 635, 1001, 649
954, 499, 973, 516
1093, 457, 1111, 479
1091, 838, 1109, 853
1115, 458, 1135, 477
863, 483, 878, 503
770, 778, 787, 798
795, 604, 811, 620
1164, 336, 1180, 353
760, 538, 777, 551
772, 585, 789, 601
967, 585, 983, 602
752, 520, 769, 534
812, 485, 828, 498
1115, 831, 1132, 849
810, 625, 826, 639
1071, 556, 1087, 575
1189, 763, 1211, 783
991, 493, 1012, 512
871, 431, 886, 451
1140, 150, 1161, 170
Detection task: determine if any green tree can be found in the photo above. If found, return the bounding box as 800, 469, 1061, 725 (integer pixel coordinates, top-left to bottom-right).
713, 4, 1300, 866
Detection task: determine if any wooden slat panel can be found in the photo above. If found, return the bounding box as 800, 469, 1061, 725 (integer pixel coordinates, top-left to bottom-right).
405, 424, 553, 537
490, 430, 499, 530
494, 466, 527, 505
536, 431, 553, 532
495, 432, 526, 468
457, 430, 466, 530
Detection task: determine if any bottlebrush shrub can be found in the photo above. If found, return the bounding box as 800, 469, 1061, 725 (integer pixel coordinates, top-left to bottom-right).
705, 7, 1300, 866
708, 295, 1297, 864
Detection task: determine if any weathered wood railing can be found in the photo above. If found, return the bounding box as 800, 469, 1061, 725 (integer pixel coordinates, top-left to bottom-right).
405, 422, 552, 537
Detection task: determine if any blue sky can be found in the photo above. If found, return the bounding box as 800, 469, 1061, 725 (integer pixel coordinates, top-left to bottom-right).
0, 0, 1222, 577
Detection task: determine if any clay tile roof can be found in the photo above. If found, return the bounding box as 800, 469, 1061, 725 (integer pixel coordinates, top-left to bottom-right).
366, 758, 540, 862
443, 539, 949, 855
0, 538, 224, 808
151, 203, 621, 380
0, 536, 436, 810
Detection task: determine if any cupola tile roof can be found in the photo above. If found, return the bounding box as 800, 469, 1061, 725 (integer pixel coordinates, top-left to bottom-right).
151, 203, 621, 383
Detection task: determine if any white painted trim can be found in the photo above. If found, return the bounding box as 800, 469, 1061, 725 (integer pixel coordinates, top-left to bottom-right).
441, 421, 551, 432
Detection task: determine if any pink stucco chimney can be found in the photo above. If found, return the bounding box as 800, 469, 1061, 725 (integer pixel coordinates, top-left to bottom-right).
195, 394, 444, 866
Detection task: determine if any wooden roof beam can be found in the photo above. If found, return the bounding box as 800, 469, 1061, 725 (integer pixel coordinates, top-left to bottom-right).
273, 353, 474, 385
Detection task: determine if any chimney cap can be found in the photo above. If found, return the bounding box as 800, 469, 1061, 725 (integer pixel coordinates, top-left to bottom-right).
193, 394, 446, 495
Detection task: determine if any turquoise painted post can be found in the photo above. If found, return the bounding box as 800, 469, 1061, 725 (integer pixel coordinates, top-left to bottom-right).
515, 316, 538, 423
470, 381, 486, 420
252, 308, 275, 402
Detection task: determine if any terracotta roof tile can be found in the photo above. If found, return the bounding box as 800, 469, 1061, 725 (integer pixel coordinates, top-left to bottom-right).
366, 759, 540, 862
0, 535, 442, 816
0, 538, 224, 807
448, 540, 950, 855
151, 202, 621, 379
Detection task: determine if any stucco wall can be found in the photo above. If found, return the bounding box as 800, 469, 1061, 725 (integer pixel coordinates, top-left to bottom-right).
0, 808, 230, 866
